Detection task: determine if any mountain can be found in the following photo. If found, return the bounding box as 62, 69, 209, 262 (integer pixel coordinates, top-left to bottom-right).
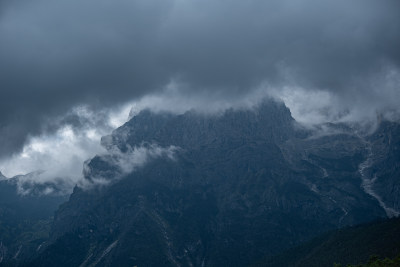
254, 217, 400, 267
0, 174, 67, 265
17, 100, 400, 266
365, 120, 400, 216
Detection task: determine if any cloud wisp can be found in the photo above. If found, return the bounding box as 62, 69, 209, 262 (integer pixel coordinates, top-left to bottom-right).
81, 143, 179, 189
0, 101, 181, 194
0, 104, 134, 193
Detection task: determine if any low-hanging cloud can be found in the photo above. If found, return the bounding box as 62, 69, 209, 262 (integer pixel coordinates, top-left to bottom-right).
81, 143, 179, 189
0, 100, 179, 194
0, 104, 134, 193
1, 0, 400, 157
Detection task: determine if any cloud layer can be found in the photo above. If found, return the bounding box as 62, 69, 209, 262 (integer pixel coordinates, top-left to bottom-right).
0, 104, 132, 186
1, 0, 399, 193
0, 102, 178, 194
1, 0, 400, 157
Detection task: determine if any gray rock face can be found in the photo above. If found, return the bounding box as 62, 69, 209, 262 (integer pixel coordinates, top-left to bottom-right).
30, 100, 399, 267
364, 121, 400, 216
0, 177, 67, 265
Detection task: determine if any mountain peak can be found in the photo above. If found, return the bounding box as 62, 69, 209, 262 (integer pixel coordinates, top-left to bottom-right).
25, 99, 400, 266
101, 98, 296, 152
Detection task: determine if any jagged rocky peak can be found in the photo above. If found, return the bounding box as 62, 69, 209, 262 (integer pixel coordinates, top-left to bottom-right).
0, 171, 6, 180
28, 99, 400, 266
101, 98, 296, 151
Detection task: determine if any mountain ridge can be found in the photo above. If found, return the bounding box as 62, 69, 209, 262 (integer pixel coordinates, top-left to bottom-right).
2, 99, 398, 266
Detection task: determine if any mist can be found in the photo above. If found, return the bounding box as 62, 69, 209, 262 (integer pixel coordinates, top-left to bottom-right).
0, 0, 399, 193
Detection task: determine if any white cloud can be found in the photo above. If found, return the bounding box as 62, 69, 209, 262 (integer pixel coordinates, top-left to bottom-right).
1, 66, 399, 195
127, 80, 273, 117
0, 104, 133, 194
268, 65, 400, 130
0, 101, 181, 194
107, 144, 178, 175
79, 143, 179, 190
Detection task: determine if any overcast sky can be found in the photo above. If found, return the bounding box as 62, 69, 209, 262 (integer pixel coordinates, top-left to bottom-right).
0, 0, 399, 187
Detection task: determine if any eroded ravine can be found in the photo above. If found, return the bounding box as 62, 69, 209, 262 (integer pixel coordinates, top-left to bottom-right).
359, 140, 399, 218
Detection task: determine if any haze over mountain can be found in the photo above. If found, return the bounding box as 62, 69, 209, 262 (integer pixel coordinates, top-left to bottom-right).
0, 0, 399, 266
0, 99, 395, 266
1, 0, 400, 188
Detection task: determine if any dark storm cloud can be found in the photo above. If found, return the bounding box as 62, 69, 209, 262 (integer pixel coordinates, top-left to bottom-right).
1, 0, 399, 157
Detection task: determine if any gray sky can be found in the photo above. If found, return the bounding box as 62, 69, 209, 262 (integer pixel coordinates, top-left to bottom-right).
0, 0, 399, 183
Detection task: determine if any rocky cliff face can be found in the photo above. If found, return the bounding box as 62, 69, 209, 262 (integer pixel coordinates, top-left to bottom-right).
29, 100, 399, 266
0, 176, 66, 266
365, 121, 400, 217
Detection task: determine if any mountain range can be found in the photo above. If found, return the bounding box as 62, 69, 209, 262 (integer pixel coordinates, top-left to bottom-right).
0, 99, 399, 266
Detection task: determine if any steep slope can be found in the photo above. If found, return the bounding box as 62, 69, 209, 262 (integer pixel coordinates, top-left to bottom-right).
0, 176, 67, 265
365, 121, 400, 216
29, 100, 396, 266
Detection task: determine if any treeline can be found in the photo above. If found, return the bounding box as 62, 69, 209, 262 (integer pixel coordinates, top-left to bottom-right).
253, 217, 400, 267
335, 254, 400, 267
